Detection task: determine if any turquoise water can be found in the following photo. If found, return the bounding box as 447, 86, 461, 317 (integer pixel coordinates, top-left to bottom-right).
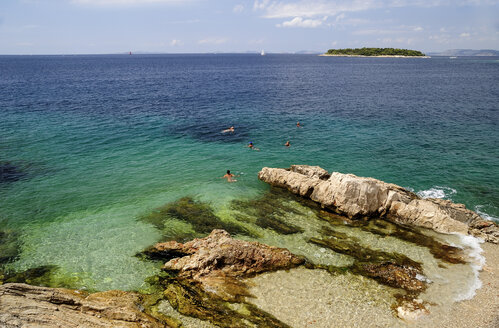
0, 54, 498, 291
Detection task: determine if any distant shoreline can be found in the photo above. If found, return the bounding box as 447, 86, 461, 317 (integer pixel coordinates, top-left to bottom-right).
319, 54, 431, 58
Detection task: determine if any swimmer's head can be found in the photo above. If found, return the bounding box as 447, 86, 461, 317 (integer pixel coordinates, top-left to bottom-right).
227, 170, 231, 174
249, 142, 253, 144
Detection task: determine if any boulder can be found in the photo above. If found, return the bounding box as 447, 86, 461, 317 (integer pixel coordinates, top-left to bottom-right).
0, 283, 165, 328
258, 165, 499, 243
152, 229, 304, 299
290, 164, 330, 180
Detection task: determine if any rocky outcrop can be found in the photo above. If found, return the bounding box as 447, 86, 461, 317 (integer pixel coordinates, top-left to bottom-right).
145, 229, 303, 327
151, 229, 304, 299
258, 165, 499, 243
0, 283, 165, 328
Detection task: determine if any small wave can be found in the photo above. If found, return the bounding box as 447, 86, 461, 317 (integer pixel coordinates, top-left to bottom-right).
475, 205, 499, 223
416, 186, 457, 199
453, 235, 485, 302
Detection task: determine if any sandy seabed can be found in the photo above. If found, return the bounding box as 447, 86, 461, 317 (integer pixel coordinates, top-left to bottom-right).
245, 243, 498, 328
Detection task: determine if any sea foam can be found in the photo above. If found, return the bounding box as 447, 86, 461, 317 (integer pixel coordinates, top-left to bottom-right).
475, 205, 499, 223
417, 186, 457, 199
452, 234, 485, 302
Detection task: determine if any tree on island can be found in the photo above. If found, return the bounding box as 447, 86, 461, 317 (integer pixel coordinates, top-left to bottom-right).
326, 47, 425, 57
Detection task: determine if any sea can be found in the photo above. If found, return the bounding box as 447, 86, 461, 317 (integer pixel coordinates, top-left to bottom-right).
0, 54, 498, 306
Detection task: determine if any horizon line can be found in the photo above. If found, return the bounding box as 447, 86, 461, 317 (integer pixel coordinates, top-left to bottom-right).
0, 48, 497, 56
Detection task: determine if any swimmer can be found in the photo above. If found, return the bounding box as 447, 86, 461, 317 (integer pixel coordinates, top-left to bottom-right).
296, 121, 301, 127
247, 142, 260, 151
222, 170, 237, 182
222, 126, 235, 133
285, 140, 290, 147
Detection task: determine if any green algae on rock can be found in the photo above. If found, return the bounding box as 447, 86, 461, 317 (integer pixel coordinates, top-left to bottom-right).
162, 278, 290, 328
230, 188, 304, 235
0, 265, 59, 287
309, 228, 426, 292
361, 219, 467, 264
139, 196, 254, 241
142, 230, 302, 327
315, 213, 467, 265
0, 229, 20, 264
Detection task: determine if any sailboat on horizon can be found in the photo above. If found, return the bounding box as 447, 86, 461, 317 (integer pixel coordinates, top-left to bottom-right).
260, 49, 265, 56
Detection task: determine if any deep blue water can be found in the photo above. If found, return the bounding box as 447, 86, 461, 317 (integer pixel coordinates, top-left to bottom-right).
0, 54, 498, 290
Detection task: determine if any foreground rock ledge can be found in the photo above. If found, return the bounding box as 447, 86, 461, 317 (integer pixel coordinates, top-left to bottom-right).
0, 283, 164, 328
258, 165, 498, 243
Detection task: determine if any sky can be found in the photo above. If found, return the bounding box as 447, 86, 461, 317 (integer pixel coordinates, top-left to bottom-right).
0, 0, 498, 54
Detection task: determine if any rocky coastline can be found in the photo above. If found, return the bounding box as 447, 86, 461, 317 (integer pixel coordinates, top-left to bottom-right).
1, 165, 498, 327
258, 165, 498, 243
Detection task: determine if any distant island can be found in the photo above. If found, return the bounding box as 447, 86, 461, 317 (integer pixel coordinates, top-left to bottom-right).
322, 47, 426, 57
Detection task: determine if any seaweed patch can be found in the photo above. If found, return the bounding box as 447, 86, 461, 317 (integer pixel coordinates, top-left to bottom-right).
139, 197, 255, 242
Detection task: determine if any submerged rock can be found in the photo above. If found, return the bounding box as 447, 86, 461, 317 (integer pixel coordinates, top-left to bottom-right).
258, 165, 499, 243
139, 196, 254, 242
361, 219, 467, 265
161, 278, 290, 328
356, 262, 425, 292
145, 229, 302, 327
230, 188, 304, 235
309, 230, 426, 292
395, 296, 430, 321
0, 283, 165, 328
0, 229, 21, 264
0, 161, 27, 184
0, 265, 58, 287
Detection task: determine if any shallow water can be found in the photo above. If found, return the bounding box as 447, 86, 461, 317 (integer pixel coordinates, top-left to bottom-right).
0, 55, 497, 319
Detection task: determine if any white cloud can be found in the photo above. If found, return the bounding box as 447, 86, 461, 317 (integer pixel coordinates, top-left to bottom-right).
198, 37, 228, 45
170, 39, 182, 46
255, 0, 386, 18
277, 16, 324, 28
233, 4, 244, 13
460, 32, 471, 37
413, 26, 424, 32
254, 0, 270, 10
254, 0, 499, 19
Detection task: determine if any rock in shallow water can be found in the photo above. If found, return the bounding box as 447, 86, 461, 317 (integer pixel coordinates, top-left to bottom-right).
0, 162, 27, 184
258, 165, 499, 243
143, 229, 302, 327
153, 229, 304, 299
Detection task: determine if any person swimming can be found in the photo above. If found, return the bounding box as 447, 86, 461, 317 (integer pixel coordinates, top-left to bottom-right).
222, 170, 237, 182
247, 142, 260, 151
222, 126, 235, 133
285, 140, 290, 147
296, 121, 301, 127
